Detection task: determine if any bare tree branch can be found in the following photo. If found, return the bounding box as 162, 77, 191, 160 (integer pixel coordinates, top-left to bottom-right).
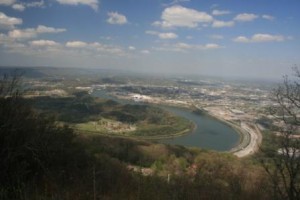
260, 67, 300, 200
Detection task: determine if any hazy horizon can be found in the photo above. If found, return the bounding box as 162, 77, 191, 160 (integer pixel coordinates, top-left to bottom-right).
0, 0, 299, 79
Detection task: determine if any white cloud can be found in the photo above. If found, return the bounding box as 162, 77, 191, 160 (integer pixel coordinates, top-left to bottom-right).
212, 9, 231, 16
155, 42, 222, 52
91, 42, 124, 55
159, 32, 178, 39
56, 0, 98, 11
209, 34, 224, 40
141, 50, 150, 54
262, 14, 275, 21
65, 40, 125, 55
0, 33, 13, 44
100, 36, 113, 40
30, 40, 60, 47
1, 36, 126, 57
233, 36, 249, 43
204, 43, 221, 49
0, 0, 15, 6
252, 34, 284, 42
145, 30, 158, 35
0, 33, 29, 54
162, 0, 190, 7
26, 0, 45, 8
36, 25, 66, 33
146, 30, 178, 40
0, 12, 22, 29
174, 42, 192, 50
154, 5, 213, 28
8, 25, 66, 40
128, 46, 136, 50
234, 13, 258, 22
66, 41, 87, 48
12, 4, 25, 11
212, 20, 234, 28
4, 42, 26, 50
152, 21, 163, 27
107, 12, 128, 25
8, 29, 36, 39
5, 1, 45, 12
233, 34, 285, 43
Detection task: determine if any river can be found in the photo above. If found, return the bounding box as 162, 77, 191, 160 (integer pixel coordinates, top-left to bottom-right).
92, 90, 240, 151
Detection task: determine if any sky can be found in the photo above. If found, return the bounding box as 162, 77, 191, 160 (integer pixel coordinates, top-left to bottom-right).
0, 0, 299, 79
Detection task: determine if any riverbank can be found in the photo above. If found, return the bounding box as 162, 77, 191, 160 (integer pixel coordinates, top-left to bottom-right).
74, 125, 195, 140
94, 90, 259, 155
204, 108, 262, 157
160, 105, 262, 157
232, 123, 262, 157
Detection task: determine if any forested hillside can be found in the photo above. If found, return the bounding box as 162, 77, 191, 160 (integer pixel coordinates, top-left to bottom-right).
0, 74, 286, 200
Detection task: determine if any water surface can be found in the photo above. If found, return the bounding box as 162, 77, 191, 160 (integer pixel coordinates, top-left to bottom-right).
160, 106, 239, 151
92, 90, 240, 151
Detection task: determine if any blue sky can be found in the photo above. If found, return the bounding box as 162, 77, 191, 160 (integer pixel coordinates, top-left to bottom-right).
0, 0, 299, 79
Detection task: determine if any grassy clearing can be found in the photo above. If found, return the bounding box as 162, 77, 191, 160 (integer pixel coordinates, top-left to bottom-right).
74, 115, 194, 139
28, 92, 194, 138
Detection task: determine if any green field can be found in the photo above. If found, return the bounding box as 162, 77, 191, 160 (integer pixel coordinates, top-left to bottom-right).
27, 91, 193, 138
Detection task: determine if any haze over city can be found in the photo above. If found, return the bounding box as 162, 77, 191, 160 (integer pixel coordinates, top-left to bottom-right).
0, 0, 299, 79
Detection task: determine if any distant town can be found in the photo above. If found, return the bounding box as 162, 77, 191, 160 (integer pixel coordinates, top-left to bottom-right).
21, 68, 280, 157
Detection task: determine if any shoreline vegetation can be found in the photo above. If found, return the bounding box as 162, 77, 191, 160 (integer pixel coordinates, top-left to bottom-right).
194, 107, 261, 157
183, 106, 260, 157
196, 109, 249, 150
72, 109, 195, 139
112, 95, 261, 157
74, 126, 196, 140
1, 70, 276, 199
96, 92, 259, 157
72, 109, 196, 140
28, 89, 259, 157
27, 93, 195, 141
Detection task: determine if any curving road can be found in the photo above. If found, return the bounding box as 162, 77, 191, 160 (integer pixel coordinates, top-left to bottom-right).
233, 122, 262, 157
